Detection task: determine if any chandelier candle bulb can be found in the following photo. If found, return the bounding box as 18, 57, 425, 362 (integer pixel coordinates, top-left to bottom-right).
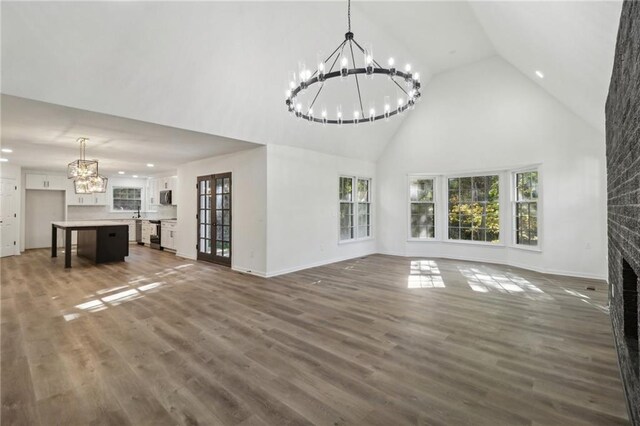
340, 56, 349, 78
365, 45, 374, 76
369, 108, 375, 122
384, 96, 391, 120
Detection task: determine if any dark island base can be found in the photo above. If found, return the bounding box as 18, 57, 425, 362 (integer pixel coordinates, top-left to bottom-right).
77, 226, 129, 264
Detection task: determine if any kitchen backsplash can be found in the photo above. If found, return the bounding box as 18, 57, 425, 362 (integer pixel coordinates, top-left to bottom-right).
67, 204, 177, 220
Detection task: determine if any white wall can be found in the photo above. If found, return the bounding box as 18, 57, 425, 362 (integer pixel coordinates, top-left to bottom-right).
175, 147, 267, 275
266, 144, 377, 276
377, 57, 607, 279
0, 163, 22, 255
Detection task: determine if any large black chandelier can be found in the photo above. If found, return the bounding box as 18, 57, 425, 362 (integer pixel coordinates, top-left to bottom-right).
285, 0, 421, 125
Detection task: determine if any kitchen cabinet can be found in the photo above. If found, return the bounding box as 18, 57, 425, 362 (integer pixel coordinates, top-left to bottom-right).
67, 192, 107, 206
161, 221, 177, 250
25, 173, 66, 190
148, 177, 178, 206
65, 178, 108, 206
147, 179, 158, 206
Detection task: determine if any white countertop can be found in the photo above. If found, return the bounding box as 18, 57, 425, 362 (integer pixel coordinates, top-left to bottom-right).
52, 221, 128, 228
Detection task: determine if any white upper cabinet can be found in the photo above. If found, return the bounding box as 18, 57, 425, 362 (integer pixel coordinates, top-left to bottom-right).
147, 178, 158, 206
65, 179, 109, 206
25, 173, 66, 190
148, 176, 178, 206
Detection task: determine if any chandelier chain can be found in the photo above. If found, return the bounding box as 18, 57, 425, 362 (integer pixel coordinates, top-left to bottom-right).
347, 0, 351, 32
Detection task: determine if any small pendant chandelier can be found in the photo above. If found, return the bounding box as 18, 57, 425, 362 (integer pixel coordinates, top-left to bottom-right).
67, 137, 98, 179
68, 137, 108, 194
285, 0, 421, 125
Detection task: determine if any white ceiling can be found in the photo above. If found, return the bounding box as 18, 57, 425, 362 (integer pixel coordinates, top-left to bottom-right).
0, 1, 623, 171
0, 95, 259, 176
470, 0, 622, 134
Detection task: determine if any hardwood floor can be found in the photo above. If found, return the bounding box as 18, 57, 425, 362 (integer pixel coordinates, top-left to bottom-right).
1, 246, 629, 425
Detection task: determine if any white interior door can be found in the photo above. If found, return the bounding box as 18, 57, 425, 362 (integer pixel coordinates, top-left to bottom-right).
0, 178, 17, 257
25, 189, 65, 249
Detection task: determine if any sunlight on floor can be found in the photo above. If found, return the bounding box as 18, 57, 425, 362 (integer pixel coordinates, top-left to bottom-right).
458, 265, 552, 300
61, 263, 194, 320
563, 287, 609, 313
408, 260, 445, 289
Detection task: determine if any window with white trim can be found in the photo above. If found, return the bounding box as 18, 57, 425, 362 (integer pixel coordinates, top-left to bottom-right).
448, 175, 500, 243
409, 177, 435, 239
112, 187, 142, 211
513, 170, 539, 246
339, 176, 371, 241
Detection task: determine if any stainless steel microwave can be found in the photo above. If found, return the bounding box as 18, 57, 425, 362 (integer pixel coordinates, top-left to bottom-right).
159, 190, 172, 205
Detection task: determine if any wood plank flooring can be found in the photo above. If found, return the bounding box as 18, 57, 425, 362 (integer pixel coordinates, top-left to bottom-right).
0, 246, 629, 425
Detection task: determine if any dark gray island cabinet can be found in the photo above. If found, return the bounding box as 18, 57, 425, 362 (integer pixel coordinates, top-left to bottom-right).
51, 221, 129, 268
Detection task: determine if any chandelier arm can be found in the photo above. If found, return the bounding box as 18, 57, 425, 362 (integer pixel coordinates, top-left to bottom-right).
351, 37, 411, 96
328, 42, 345, 74
311, 40, 347, 80
307, 83, 325, 113
348, 39, 365, 117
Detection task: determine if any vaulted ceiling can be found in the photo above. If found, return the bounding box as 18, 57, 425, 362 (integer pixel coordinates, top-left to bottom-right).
0, 1, 622, 169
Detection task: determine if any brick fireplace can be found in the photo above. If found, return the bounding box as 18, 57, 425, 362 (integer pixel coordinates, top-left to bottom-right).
606, 1, 640, 424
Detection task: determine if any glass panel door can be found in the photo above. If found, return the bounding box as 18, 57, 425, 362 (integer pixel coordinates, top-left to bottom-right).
197, 173, 231, 266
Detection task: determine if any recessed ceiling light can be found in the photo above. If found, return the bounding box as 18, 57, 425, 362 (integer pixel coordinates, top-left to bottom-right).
1, 148, 13, 153
132, 175, 138, 178
147, 163, 154, 167
535, 70, 544, 79
118, 171, 125, 175
0, 158, 8, 162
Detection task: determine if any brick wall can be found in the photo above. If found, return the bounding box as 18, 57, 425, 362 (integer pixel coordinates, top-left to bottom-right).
606, 1, 640, 424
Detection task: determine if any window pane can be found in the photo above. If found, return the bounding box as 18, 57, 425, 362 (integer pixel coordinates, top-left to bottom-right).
357, 179, 369, 202
515, 200, 538, 246
410, 178, 433, 202
340, 203, 353, 231
340, 227, 353, 240
339, 177, 353, 202
112, 187, 142, 211
448, 175, 499, 243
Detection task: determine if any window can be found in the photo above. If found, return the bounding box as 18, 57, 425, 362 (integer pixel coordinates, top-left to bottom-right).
339, 176, 371, 241
409, 177, 435, 239
514, 170, 539, 246
448, 175, 499, 243
112, 187, 142, 211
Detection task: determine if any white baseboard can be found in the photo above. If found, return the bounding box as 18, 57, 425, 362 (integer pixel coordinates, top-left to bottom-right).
175, 252, 196, 261
265, 251, 377, 278
232, 266, 268, 278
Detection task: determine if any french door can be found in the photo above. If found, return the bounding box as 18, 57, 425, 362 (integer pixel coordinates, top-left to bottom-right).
197, 173, 231, 266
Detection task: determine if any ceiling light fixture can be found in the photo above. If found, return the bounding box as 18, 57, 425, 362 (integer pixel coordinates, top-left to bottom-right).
147, 163, 154, 168
535, 70, 545, 79
285, 0, 420, 125
1, 148, 13, 153
0, 158, 8, 162
132, 175, 138, 178
67, 137, 108, 194
118, 171, 125, 175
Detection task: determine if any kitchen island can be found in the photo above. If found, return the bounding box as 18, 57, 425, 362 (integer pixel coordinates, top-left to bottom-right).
51, 221, 129, 268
